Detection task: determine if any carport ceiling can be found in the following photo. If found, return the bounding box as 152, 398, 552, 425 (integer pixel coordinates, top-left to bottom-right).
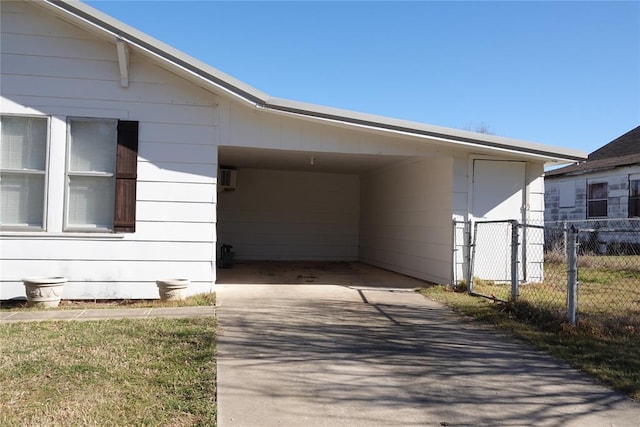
219, 146, 413, 174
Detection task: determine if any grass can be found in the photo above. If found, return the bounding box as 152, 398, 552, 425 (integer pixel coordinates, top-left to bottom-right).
469, 257, 640, 335
0, 292, 216, 311
418, 285, 640, 401
0, 317, 216, 426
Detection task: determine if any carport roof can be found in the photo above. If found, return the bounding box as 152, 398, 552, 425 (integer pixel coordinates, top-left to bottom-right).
37, 0, 586, 164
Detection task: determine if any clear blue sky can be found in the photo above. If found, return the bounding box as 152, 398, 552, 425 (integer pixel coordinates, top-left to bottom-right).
86, 1, 639, 154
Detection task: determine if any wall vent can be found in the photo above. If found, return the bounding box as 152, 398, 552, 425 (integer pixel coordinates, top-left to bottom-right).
219, 167, 237, 191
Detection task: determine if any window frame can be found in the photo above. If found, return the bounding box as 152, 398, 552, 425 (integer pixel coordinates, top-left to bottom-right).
0, 114, 50, 231
587, 181, 608, 219
64, 117, 118, 232
629, 174, 640, 218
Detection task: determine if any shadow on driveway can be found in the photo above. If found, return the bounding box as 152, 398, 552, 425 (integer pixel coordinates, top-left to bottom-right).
216, 280, 639, 426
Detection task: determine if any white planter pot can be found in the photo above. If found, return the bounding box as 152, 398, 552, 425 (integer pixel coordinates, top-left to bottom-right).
23, 277, 67, 308
156, 279, 190, 301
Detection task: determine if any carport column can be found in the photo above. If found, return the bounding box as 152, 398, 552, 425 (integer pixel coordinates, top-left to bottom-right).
567, 225, 579, 325
510, 220, 520, 301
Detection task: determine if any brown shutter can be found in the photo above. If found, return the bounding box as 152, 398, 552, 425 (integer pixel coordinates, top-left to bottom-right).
114, 121, 138, 232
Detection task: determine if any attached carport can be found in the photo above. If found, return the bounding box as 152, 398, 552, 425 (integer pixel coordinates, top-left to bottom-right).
211, 83, 585, 288
217, 146, 409, 262
216, 132, 456, 286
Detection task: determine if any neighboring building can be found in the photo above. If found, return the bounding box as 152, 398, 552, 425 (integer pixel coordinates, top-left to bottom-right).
545, 126, 640, 221
544, 126, 640, 253
0, 0, 584, 300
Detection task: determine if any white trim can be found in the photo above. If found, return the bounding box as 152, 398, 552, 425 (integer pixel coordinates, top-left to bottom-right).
0, 231, 125, 239
0, 114, 50, 231
63, 117, 118, 232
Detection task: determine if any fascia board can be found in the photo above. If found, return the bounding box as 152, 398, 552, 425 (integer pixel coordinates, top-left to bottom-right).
266, 97, 587, 163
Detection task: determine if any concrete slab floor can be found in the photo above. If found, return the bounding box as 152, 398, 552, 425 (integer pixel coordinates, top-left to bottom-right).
216, 261, 430, 288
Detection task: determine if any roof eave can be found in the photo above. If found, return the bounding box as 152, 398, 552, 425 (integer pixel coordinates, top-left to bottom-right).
546, 159, 640, 179
266, 98, 587, 163
36, 0, 269, 105
34, 0, 587, 164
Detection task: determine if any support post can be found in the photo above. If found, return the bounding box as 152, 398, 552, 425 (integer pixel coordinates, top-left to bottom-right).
567, 225, 578, 325
510, 220, 520, 301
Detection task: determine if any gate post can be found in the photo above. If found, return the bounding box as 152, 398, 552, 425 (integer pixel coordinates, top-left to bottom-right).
510, 220, 520, 301
567, 225, 578, 325
563, 220, 567, 259
467, 221, 477, 294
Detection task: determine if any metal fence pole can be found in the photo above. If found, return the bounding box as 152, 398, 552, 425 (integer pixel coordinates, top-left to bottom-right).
563, 220, 567, 259
451, 220, 458, 285
567, 225, 578, 325
511, 220, 520, 301
467, 221, 477, 294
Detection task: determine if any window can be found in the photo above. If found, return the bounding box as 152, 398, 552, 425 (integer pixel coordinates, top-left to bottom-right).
1, 115, 137, 233
66, 118, 117, 230
66, 118, 138, 232
587, 182, 608, 218
630, 174, 640, 218
0, 115, 48, 229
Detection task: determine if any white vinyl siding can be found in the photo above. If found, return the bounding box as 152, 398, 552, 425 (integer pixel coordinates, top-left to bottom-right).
0, 115, 48, 229
0, 1, 219, 299
218, 169, 359, 261
360, 157, 453, 284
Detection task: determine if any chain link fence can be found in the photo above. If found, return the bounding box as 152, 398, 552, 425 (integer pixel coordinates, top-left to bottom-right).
460, 219, 640, 334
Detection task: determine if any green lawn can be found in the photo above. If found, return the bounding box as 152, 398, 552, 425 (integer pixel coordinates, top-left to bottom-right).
0, 318, 216, 426
470, 256, 640, 334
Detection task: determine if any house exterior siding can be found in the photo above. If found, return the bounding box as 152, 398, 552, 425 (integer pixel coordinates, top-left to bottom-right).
218, 169, 360, 261
1, 1, 219, 299
1, 1, 582, 299
360, 157, 454, 284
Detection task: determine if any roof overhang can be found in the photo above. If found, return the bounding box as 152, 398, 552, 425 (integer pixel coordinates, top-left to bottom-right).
32, 0, 587, 164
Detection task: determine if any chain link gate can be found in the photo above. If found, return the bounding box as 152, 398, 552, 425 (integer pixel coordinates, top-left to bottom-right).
468, 220, 520, 301
454, 218, 640, 331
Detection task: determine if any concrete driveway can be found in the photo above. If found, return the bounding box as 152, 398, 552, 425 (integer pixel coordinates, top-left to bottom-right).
216, 266, 640, 426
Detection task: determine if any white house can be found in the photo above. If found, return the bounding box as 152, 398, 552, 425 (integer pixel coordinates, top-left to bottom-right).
0, 0, 585, 300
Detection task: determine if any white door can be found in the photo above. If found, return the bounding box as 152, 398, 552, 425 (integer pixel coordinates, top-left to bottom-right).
472, 160, 525, 282
472, 160, 525, 220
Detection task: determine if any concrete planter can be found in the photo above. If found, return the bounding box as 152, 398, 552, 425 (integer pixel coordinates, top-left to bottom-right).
22, 277, 67, 308
156, 279, 190, 301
